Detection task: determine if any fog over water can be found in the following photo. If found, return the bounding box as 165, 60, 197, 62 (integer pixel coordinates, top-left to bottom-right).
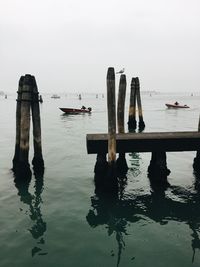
0, 0, 200, 93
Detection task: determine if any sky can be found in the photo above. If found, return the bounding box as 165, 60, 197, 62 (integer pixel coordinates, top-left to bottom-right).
0, 0, 200, 93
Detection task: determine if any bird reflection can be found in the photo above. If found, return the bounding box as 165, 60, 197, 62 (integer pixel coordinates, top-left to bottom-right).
87, 163, 200, 266
14, 170, 47, 257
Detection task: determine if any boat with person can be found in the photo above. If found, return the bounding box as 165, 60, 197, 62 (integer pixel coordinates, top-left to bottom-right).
165, 102, 190, 109
59, 106, 92, 114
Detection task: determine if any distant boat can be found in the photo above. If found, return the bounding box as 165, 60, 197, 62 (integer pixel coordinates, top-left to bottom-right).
51, 94, 60, 99
165, 103, 190, 109
59, 106, 92, 114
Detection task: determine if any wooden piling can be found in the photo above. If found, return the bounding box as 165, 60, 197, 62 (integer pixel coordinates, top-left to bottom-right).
116, 74, 128, 173
135, 77, 145, 130
16, 74, 33, 177
128, 78, 137, 131
117, 75, 126, 134
93, 68, 117, 192
107, 67, 116, 164
12, 76, 24, 171
31, 76, 44, 174
193, 115, 200, 172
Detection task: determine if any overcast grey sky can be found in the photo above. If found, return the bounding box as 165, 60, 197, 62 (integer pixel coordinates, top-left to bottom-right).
0, 0, 200, 93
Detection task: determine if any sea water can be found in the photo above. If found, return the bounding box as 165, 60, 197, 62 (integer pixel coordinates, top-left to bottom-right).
0, 92, 200, 267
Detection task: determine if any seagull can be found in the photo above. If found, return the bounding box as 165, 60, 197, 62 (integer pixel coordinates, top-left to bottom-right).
116, 68, 125, 74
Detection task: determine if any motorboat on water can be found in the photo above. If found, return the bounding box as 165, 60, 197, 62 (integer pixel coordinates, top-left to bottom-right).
165, 102, 190, 109
59, 106, 92, 114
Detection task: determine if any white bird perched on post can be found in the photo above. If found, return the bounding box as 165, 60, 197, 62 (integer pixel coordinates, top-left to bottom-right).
116, 68, 125, 74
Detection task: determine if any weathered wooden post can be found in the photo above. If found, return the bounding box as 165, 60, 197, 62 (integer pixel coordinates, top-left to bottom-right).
107, 67, 116, 165
116, 74, 128, 173
94, 67, 118, 194
16, 74, 33, 177
128, 78, 137, 131
31, 76, 44, 174
13, 74, 44, 178
94, 67, 117, 175
135, 77, 145, 130
117, 75, 126, 134
12, 76, 24, 172
193, 115, 200, 172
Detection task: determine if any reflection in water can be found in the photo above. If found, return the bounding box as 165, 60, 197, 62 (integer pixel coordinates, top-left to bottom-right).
14, 171, 47, 257
87, 162, 200, 266
87, 166, 129, 267
129, 152, 141, 177
87, 194, 128, 267
60, 112, 91, 120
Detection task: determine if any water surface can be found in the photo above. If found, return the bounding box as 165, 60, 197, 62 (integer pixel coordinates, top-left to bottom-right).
0, 93, 200, 267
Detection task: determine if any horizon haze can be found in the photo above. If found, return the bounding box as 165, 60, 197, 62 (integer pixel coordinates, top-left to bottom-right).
0, 0, 200, 94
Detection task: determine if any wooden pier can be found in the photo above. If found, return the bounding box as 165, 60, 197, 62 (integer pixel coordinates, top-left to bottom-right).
86, 67, 200, 190
87, 131, 200, 154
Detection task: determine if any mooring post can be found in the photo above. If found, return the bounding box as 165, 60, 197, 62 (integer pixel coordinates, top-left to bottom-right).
94, 67, 117, 175
116, 74, 128, 173
16, 74, 33, 177
128, 78, 137, 131
117, 75, 126, 134
93, 67, 117, 194
193, 115, 200, 172
148, 151, 170, 184
107, 67, 116, 165
135, 77, 145, 130
31, 76, 44, 174
12, 76, 24, 172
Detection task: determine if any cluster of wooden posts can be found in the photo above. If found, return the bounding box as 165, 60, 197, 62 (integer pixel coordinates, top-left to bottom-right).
12, 74, 44, 178
105, 67, 145, 173
108, 67, 146, 158
87, 67, 200, 189
91, 67, 147, 185
11, 69, 200, 189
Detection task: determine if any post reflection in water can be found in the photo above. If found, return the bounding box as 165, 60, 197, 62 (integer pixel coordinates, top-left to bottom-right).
14, 170, 47, 257
86, 153, 200, 266
129, 152, 141, 177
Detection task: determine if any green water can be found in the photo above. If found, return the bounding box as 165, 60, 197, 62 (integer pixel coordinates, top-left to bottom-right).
0, 93, 200, 267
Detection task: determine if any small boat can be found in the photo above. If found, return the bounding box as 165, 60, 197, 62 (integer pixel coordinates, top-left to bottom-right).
165, 103, 190, 109
59, 106, 92, 114
51, 94, 60, 99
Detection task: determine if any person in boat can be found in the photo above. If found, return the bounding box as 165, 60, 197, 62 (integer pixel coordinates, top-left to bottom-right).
174, 101, 179, 105
81, 105, 86, 110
